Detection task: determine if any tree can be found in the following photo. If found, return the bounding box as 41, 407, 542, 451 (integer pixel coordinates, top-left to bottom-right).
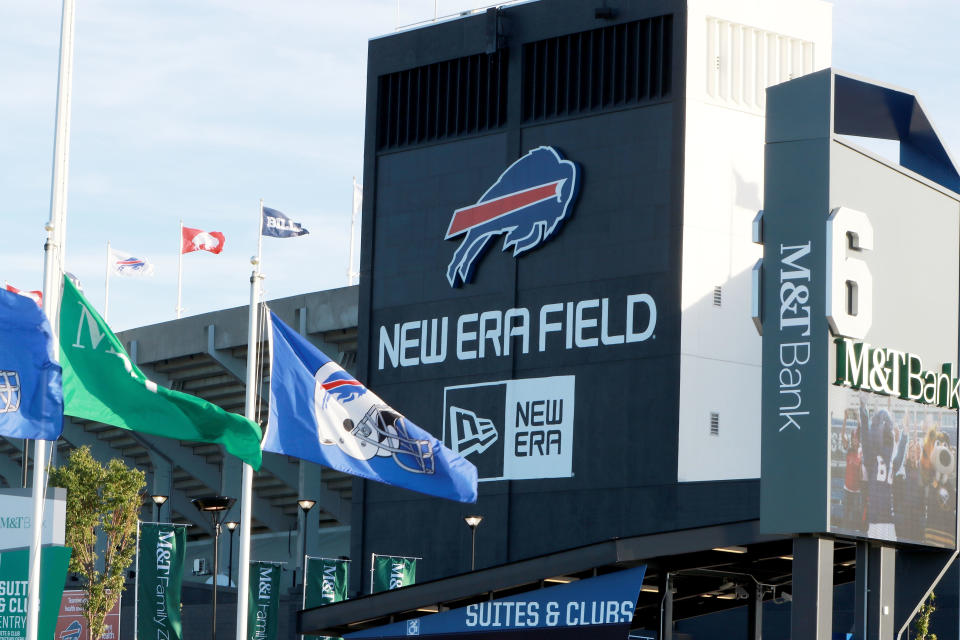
913, 592, 937, 640
49, 446, 145, 640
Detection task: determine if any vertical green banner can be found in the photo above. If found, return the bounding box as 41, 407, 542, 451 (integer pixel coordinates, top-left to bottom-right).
371, 556, 416, 593
304, 558, 349, 609
248, 562, 282, 640
137, 523, 187, 640
0, 546, 72, 640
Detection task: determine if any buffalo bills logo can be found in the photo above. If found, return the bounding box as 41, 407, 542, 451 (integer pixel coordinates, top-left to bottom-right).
116, 257, 149, 273
445, 146, 579, 287
60, 621, 82, 640
320, 370, 366, 408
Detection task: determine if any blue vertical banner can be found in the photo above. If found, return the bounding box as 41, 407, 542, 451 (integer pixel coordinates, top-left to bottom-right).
0, 288, 63, 440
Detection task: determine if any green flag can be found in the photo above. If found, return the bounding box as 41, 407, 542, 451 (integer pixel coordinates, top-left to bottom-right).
137, 523, 187, 640
248, 562, 282, 640
371, 555, 416, 593
59, 275, 263, 469
304, 557, 349, 609
0, 546, 72, 640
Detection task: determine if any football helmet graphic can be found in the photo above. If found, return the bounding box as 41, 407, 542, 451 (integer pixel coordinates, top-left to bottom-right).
312, 364, 435, 474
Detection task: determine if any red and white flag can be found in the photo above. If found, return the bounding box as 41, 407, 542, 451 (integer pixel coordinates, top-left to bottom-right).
5, 283, 42, 306
181, 226, 225, 254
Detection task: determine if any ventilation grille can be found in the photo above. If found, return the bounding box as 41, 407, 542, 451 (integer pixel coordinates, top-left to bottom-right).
710, 412, 720, 436
705, 17, 815, 112
522, 15, 673, 122
713, 285, 723, 307
377, 50, 508, 150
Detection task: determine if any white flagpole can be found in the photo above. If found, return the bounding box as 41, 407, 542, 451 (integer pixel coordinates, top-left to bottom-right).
29, 0, 76, 638
104, 240, 111, 322
133, 520, 141, 640
235, 199, 264, 640
176, 219, 183, 319
370, 553, 376, 593
348, 177, 360, 286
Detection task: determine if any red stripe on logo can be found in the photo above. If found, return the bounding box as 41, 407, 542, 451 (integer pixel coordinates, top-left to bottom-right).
445, 181, 562, 238
322, 379, 362, 391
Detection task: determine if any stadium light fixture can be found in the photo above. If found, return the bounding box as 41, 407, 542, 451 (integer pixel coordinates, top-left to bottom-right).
711, 545, 748, 554
225, 521, 239, 587
464, 515, 483, 571
151, 494, 168, 522
192, 496, 235, 640
295, 499, 317, 587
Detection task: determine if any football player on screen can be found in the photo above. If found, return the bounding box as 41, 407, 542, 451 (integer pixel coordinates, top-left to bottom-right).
860, 401, 907, 541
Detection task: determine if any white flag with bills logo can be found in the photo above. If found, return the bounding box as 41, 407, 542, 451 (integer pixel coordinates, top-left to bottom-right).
109, 248, 154, 277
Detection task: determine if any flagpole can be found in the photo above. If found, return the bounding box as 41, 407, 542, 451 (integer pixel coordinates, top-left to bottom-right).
133, 520, 141, 640
104, 240, 111, 322
29, 0, 76, 638
348, 177, 359, 286
370, 553, 376, 593
235, 199, 264, 640
176, 219, 183, 319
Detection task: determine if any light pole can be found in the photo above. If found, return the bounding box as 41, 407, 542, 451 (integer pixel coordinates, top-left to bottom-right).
192, 496, 235, 640
152, 494, 168, 522
464, 515, 483, 571
225, 521, 239, 588
296, 499, 316, 588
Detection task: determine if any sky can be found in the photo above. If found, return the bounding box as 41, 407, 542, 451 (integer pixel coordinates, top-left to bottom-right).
1, 0, 959, 332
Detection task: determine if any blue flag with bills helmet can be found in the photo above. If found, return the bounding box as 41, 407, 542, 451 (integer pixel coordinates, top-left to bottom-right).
0, 288, 63, 440
264, 311, 477, 503
261, 206, 309, 238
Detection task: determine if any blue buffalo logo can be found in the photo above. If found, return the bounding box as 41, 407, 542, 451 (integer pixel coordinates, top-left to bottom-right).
445, 146, 579, 287
320, 369, 366, 408
60, 620, 82, 640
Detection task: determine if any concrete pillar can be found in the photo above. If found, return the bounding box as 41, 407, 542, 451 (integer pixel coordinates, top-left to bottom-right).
748, 579, 763, 639
792, 535, 834, 640
658, 571, 673, 640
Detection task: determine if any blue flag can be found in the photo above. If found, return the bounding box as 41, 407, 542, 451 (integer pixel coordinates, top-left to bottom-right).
264, 311, 477, 503
0, 289, 63, 440
262, 206, 309, 238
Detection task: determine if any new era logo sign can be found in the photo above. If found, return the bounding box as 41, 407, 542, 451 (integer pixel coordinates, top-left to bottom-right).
448, 406, 499, 457
443, 376, 575, 481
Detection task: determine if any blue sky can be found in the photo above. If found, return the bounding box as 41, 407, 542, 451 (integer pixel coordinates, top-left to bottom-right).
1, 0, 959, 331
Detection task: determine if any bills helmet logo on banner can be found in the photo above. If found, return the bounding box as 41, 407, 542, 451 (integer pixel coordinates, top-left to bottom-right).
445, 146, 579, 287
0, 371, 20, 414
313, 362, 435, 474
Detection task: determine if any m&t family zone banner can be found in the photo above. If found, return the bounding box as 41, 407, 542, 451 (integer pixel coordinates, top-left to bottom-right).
371, 556, 416, 593
305, 557, 349, 609
137, 523, 187, 640
248, 562, 282, 640
0, 547, 71, 639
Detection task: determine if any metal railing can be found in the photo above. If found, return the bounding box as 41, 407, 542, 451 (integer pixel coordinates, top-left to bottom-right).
395, 0, 534, 32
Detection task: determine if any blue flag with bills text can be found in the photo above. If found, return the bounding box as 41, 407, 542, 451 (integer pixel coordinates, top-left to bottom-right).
264, 311, 477, 503
262, 206, 309, 238
0, 289, 63, 440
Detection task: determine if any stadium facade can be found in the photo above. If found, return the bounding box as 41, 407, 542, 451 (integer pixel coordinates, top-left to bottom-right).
303, 0, 959, 638
17, 0, 960, 638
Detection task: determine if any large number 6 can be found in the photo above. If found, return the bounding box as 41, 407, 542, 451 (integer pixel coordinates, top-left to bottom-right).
826, 206, 873, 339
